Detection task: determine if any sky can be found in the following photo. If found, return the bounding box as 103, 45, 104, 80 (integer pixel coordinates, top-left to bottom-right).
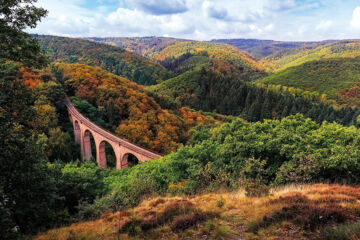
28, 0, 360, 41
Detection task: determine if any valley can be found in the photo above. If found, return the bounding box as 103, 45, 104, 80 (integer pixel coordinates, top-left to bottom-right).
3, 2, 360, 239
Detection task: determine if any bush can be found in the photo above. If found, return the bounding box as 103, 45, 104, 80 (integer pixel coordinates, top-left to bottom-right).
244, 179, 270, 198
216, 199, 225, 208
259, 203, 354, 232
171, 212, 210, 231
159, 200, 195, 224
321, 221, 360, 240
168, 180, 188, 195
120, 217, 142, 236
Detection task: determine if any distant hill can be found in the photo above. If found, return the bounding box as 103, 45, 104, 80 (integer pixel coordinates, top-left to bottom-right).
211, 38, 335, 58
148, 40, 267, 115
34, 35, 172, 85
87, 36, 264, 73
148, 40, 264, 76
86, 36, 184, 58
261, 57, 360, 106
262, 40, 360, 71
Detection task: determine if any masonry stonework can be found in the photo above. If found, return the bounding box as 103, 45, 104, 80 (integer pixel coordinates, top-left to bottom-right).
65, 98, 162, 169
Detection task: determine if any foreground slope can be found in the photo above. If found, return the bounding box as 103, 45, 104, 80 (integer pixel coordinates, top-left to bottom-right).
34, 184, 360, 240
32, 114, 360, 239
35, 35, 171, 85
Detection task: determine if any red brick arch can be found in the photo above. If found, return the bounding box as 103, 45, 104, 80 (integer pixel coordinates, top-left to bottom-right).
65, 98, 162, 169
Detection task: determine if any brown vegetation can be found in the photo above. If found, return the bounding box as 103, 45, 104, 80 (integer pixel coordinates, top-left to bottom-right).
33, 184, 360, 240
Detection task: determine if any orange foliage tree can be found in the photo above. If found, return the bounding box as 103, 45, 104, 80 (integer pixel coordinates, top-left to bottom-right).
54, 63, 221, 154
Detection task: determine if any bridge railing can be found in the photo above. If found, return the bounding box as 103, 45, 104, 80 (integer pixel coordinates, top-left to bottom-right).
64, 97, 163, 158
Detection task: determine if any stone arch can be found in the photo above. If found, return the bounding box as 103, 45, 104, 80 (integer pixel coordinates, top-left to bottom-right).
74, 120, 81, 144
83, 129, 96, 160
98, 140, 117, 169
121, 153, 140, 169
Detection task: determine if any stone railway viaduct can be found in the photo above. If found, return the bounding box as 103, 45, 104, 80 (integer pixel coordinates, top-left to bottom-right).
65, 98, 162, 169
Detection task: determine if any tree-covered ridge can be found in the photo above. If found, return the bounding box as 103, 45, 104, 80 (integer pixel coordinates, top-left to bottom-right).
151, 67, 358, 126
261, 57, 360, 106
34, 35, 172, 85
88, 37, 266, 79
262, 40, 360, 71
149, 41, 263, 71
211, 38, 334, 58
54, 62, 223, 154
86, 36, 183, 57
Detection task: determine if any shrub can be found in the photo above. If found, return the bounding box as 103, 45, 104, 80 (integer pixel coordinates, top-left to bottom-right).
260, 203, 354, 231
120, 217, 142, 236
269, 193, 310, 204
321, 221, 360, 240
158, 200, 194, 224
171, 212, 208, 231
216, 199, 225, 208
150, 198, 166, 207
244, 179, 270, 197
120, 200, 218, 233
168, 180, 188, 195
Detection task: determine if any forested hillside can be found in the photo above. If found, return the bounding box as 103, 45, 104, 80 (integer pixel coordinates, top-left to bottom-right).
54, 62, 224, 154
262, 40, 360, 71
152, 67, 359, 125
35, 35, 172, 85
86, 36, 183, 57
261, 57, 360, 106
211, 38, 333, 58
90, 37, 266, 77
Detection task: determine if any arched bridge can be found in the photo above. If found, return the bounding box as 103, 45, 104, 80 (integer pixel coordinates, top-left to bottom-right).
65, 98, 162, 169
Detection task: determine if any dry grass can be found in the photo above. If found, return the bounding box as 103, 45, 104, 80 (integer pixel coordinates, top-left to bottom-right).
33, 183, 360, 240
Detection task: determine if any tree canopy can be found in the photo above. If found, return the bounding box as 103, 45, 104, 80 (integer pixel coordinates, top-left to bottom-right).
0, 0, 48, 67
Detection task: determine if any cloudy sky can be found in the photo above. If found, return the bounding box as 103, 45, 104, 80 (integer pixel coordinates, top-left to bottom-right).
28, 0, 360, 41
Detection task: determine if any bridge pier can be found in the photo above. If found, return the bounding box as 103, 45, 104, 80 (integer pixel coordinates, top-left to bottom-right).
65, 97, 162, 170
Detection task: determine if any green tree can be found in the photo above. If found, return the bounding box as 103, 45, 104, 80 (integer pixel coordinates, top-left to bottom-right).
0, 0, 48, 67
0, 61, 61, 237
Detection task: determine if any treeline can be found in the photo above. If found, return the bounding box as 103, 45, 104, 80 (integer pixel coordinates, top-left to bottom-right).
34, 35, 172, 85
169, 68, 359, 126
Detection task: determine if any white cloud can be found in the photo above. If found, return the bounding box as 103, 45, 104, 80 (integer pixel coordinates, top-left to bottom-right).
351, 6, 360, 29
264, 23, 274, 32
316, 20, 333, 31
202, 1, 229, 20
127, 0, 188, 15
27, 0, 360, 41
266, 0, 296, 11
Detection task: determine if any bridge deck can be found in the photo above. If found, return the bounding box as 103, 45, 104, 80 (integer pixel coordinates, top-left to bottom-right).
64, 97, 163, 159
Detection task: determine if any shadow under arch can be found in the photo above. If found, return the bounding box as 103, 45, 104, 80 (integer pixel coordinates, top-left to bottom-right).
74, 120, 80, 144
99, 140, 116, 169
121, 153, 139, 169
83, 129, 96, 160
